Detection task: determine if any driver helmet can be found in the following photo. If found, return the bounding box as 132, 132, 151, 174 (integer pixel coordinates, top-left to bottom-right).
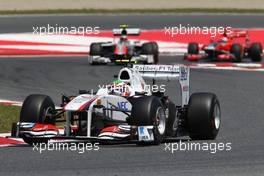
120, 29, 127, 41
221, 37, 228, 42
108, 79, 131, 97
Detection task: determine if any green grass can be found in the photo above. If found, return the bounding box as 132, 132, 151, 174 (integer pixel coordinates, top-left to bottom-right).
0, 8, 264, 15
0, 105, 20, 133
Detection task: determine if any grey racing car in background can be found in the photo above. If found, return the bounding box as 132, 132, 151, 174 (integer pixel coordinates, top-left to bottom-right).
88, 25, 159, 65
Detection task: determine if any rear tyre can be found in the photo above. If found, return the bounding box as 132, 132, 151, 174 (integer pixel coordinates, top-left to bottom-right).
151, 42, 159, 54
130, 96, 166, 145
188, 43, 199, 54
187, 93, 221, 140
142, 42, 159, 64
249, 43, 262, 62
142, 43, 153, 54
90, 43, 103, 56
150, 42, 159, 64
230, 43, 242, 62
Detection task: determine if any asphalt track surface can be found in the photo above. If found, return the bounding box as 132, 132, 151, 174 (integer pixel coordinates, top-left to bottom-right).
1, 13, 264, 33
0, 14, 264, 176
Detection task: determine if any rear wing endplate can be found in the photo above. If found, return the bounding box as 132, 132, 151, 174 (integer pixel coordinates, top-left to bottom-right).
133, 64, 190, 106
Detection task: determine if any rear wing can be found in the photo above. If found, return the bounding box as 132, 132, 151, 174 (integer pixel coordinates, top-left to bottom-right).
113, 28, 141, 36
133, 65, 190, 106
227, 30, 248, 38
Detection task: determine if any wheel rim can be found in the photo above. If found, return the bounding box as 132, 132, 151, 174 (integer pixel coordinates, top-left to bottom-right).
213, 104, 221, 130
156, 107, 166, 135
43, 106, 53, 123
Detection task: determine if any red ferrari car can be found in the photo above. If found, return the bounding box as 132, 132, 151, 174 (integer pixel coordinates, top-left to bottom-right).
184, 30, 263, 62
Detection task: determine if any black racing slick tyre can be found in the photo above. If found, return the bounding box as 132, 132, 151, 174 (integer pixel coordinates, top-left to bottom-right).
20, 94, 55, 124
142, 42, 159, 64
188, 42, 199, 54
142, 42, 158, 54
187, 93, 221, 140
230, 43, 242, 62
90, 43, 102, 56
164, 100, 177, 137
249, 43, 263, 62
150, 42, 159, 64
130, 96, 166, 145
149, 42, 159, 55
142, 43, 153, 54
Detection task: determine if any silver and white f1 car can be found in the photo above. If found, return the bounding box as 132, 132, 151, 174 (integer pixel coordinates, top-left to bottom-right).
13, 64, 221, 145
88, 26, 159, 65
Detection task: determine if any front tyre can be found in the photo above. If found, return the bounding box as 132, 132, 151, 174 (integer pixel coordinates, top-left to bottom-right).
188, 42, 199, 54
20, 94, 55, 145
164, 100, 177, 137
187, 93, 221, 140
20, 94, 55, 124
230, 43, 242, 62
130, 96, 166, 145
90, 43, 102, 56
